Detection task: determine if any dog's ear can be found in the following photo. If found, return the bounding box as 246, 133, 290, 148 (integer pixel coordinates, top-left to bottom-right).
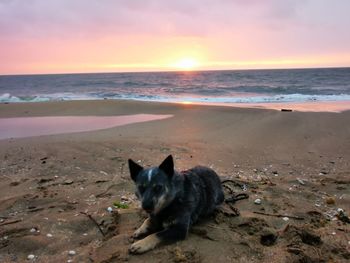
159, 155, 174, 177
128, 159, 143, 182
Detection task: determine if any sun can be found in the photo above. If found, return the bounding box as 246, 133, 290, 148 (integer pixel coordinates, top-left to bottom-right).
174, 58, 199, 70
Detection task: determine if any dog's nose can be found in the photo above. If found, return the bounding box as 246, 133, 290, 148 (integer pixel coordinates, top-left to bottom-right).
142, 201, 154, 212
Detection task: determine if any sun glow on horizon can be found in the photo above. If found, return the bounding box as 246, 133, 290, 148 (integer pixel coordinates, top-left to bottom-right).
173, 58, 199, 70
181, 101, 193, 105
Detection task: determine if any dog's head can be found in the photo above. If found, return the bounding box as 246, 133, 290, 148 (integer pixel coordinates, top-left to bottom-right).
128, 155, 176, 215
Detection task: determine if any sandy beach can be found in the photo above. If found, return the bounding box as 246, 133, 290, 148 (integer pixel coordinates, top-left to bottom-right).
0, 100, 349, 262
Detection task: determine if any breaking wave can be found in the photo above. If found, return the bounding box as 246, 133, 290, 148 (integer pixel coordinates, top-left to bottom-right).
2, 92, 350, 104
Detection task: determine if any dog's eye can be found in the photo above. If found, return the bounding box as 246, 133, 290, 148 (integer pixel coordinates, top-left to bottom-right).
138, 185, 146, 194
153, 185, 162, 193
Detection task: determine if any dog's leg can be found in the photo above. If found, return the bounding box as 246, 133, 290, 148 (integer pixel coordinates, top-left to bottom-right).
130, 221, 189, 254
133, 217, 155, 239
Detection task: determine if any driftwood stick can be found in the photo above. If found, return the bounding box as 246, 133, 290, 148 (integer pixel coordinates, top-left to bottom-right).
253, 211, 304, 220
0, 219, 22, 226
264, 176, 276, 186
96, 184, 117, 198
80, 212, 105, 237
222, 184, 235, 195
221, 179, 243, 187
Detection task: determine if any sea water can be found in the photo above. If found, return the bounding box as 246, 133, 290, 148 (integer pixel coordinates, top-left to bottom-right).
1, 68, 350, 104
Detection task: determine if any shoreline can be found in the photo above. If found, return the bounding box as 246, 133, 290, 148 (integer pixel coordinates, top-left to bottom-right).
1, 99, 350, 116
178, 100, 350, 113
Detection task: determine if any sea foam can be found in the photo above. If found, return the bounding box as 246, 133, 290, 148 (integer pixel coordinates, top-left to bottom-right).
2, 92, 350, 104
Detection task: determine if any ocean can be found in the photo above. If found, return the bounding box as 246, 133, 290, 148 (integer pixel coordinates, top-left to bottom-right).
1, 67, 350, 104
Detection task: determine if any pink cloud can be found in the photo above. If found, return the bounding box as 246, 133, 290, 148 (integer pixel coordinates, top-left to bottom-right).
0, 0, 349, 74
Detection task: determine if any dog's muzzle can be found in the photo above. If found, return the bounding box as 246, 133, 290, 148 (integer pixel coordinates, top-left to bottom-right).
142, 201, 154, 214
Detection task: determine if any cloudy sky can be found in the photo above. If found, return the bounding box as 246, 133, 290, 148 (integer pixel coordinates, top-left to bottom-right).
0, 0, 349, 74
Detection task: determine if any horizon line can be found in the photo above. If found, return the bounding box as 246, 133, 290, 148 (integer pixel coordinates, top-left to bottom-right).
1, 65, 349, 77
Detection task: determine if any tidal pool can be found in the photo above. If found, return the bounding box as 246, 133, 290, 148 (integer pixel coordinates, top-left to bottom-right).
0, 114, 173, 140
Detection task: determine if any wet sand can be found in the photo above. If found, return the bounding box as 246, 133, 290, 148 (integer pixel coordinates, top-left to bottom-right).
0, 114, 173, 140
201, 100, 350, 113
0, 100, 349, 262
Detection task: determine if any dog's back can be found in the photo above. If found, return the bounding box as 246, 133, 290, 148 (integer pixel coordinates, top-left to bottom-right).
181, 166, 224, 223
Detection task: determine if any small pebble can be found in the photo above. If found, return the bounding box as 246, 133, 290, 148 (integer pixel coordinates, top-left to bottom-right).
326, 197, 335, 205
254, 198, 262, 205
68, 250, 76, 256
46, 233, 53, 238
67, 260, 73, 263
87, 194, 96, 201
107, 207, 113, 213
27, 254, 35, 260
297, 178, 305, 185
332, 232, 336, 235
337, 208, 344, 213
30, 228, 37, 233
64, 179, 74, 185
83, 233, 88, 236
282, 217, 289, 221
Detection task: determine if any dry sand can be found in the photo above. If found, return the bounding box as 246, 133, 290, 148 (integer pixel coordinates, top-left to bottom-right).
0, 100, 349, 262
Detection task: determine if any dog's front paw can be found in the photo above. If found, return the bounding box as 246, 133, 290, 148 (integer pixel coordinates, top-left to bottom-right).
129, 240, 149, 254
133, 228, 145, 239
129, 234, 160, 254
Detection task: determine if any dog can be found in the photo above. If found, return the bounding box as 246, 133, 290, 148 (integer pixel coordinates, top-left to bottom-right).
128, 155, 224, 254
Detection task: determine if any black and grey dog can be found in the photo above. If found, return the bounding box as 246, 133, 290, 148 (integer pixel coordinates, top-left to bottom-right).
128, 155, 224, 254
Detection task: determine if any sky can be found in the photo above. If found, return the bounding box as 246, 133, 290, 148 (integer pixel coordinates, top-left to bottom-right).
0, 0, 350, 74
